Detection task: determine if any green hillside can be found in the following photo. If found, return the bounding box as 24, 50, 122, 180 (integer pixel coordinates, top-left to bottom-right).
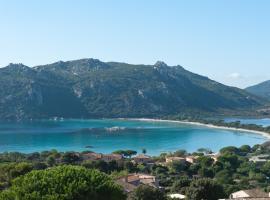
0, 59, 266, 120
246, 80, 270, 100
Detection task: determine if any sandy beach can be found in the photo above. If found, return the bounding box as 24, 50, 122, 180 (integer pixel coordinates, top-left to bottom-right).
125, 118, 270, 140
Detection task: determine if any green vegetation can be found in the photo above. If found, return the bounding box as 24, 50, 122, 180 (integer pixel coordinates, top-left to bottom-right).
113, 150, 137, 158
246, 80, 270, 100
1, 143, 270, 199
142, 148, 147, 155
130, 185, 166, 200
185, 178, 224, 200
0, 165, 125, 200
0, 58, 267, 120
190, 118, 270, 134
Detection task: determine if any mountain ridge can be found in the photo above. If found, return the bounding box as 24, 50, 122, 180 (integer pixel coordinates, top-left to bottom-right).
246, 80, 270, 100
0, 58, 267, 120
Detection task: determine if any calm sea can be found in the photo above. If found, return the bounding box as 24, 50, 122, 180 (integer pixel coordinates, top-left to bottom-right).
0, 119, 267, 155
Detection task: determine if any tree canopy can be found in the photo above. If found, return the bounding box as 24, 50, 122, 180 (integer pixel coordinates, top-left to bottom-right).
130, 185, 166, 200
0, 165, 126, 200
185, 178, 225, 200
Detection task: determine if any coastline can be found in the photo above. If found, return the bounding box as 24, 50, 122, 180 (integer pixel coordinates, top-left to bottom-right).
124, 118, 270, 140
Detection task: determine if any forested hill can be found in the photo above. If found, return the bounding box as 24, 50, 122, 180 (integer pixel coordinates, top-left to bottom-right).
0, 58, 267, 120
246, 80, 270, 100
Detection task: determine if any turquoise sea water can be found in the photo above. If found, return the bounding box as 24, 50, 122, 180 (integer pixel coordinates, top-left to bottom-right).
0, 119, 267, 155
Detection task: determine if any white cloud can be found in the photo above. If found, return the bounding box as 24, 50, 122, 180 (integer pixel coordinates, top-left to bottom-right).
228, 72, 241, 79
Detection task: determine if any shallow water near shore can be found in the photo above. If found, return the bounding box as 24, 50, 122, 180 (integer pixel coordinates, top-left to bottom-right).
0, 119, 267, 155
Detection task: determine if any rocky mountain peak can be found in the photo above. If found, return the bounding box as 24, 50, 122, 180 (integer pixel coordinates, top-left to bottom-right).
154, 61, 168, 68
7, 63, 29, 69
4, 63, 33, 74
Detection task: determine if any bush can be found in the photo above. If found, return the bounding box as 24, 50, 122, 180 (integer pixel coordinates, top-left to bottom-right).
220, 146, 239, 155
170, 177, 191, 193
185, 178, 225, 200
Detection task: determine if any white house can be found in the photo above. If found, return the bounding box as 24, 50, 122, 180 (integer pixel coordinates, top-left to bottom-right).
168, 193, 186, 199
229, 189, 270, 199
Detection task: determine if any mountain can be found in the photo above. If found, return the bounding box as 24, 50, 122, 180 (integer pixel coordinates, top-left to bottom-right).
246, 80, 270, 100
0, 58, 267, 120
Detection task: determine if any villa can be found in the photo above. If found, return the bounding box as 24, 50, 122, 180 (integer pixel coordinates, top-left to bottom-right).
166, 157, 186, 164
220, 189, 270, 199
185, 155, 198, 164
204, 153, 220, 163
249, 154, 270, 163
133, 154, 152, 164
165, 155, 199, 164
82, 152, 102, 161
116, 173, 159, 193
82, 152, 123, 162
101, 153, 123, 162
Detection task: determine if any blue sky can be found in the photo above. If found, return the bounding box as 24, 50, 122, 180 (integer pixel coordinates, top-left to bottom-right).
0, 0, 269, 88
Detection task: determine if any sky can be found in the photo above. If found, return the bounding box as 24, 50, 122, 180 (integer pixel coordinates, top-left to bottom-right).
0, 0, 269, 88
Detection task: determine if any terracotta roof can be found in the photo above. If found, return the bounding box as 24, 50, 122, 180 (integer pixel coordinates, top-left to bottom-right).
103, 153, 123, 159
116, 173, 158, 192
83, 152, 102, 159
127, 175, 140, 183
124, 174, 155, 183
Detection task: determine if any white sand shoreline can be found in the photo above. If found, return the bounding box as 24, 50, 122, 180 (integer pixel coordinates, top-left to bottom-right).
122, 118, 270, 140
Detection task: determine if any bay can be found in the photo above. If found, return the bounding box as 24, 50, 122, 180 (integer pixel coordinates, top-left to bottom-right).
0, 119, 267, 155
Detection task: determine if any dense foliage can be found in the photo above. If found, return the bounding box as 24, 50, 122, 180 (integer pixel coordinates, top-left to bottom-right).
185, 178, 224, 200
130, 185, 166, 200
0, 59, 266, 120
0, 165, 126, 200
1, 142, 270, 199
